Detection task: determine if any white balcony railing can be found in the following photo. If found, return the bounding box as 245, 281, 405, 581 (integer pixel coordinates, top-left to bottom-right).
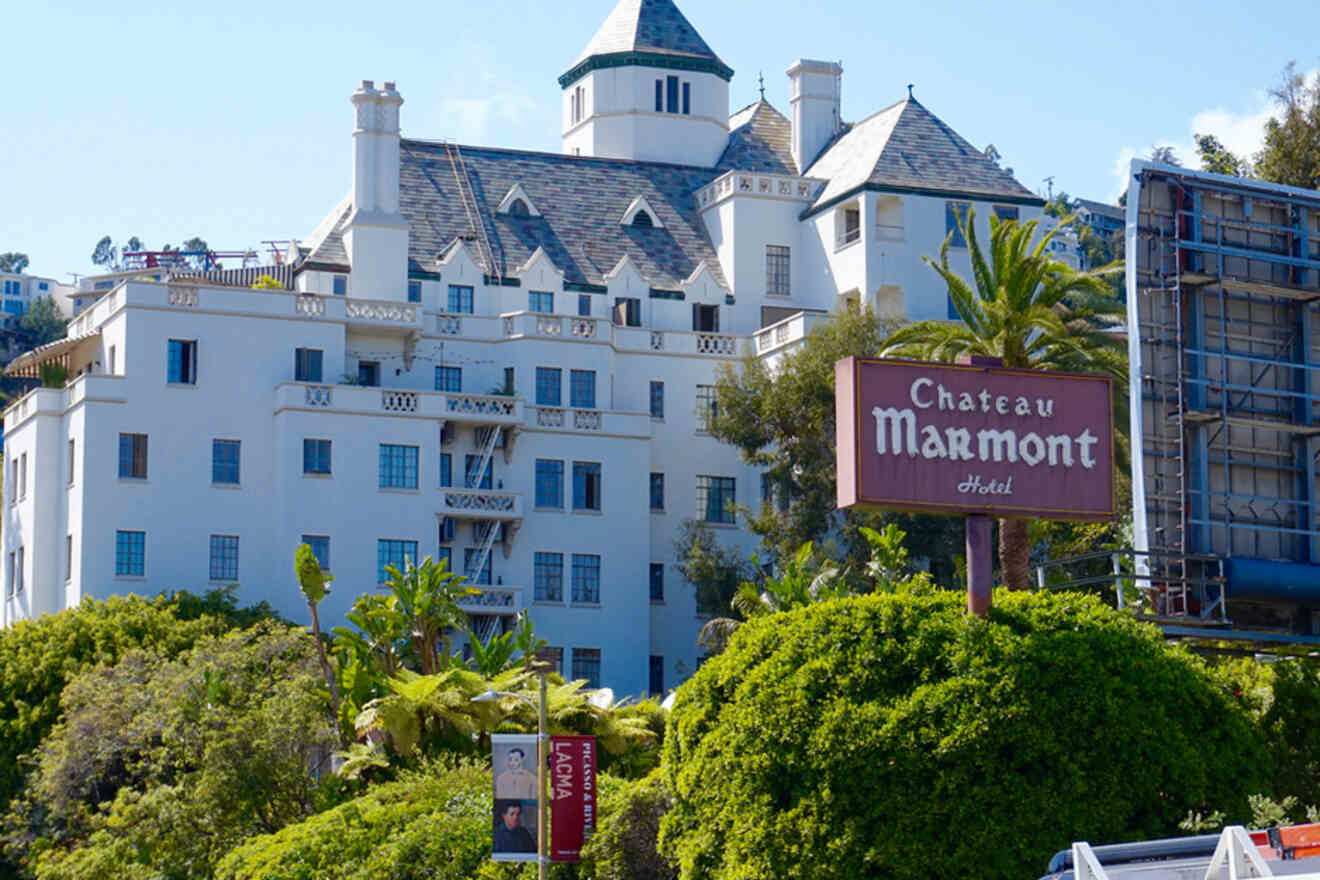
458, 585, 523, 614
276, 384, 524, 424
438, 489, 523, 520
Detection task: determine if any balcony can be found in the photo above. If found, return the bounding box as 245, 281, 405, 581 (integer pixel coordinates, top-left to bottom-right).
458, 584, 523, 615
528, 406, 652, 437
437, 488, 524, 521
294, 294, 423, 334
275, 383, 524, 426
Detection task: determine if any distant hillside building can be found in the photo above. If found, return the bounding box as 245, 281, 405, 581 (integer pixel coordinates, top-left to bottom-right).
1074, 197, 1125, 243
3, 0, 1044, 694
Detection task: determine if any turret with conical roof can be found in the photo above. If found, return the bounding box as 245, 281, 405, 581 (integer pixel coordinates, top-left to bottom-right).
560, 0, 732, 167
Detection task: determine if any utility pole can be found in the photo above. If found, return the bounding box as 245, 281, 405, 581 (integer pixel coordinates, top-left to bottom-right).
1043, 176, 1055, 201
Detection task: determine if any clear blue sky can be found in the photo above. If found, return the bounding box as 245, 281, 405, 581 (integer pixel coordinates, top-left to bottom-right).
5, 0, 1316, 280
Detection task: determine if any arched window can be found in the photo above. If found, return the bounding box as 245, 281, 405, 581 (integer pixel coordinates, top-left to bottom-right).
509, 199, 530, 217
631, 211, 654, 228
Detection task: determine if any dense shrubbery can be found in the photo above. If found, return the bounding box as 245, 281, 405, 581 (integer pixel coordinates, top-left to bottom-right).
581, 770, 676, 880
658, 590, 1269, 880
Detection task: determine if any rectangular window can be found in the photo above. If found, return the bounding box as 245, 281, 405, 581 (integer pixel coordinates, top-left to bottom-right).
573, 461, 601, 511
13, 547, 22, 594
407, 280, 422, 303
5, 551, 12, 596
571, 554, 601, 604
379, 444, 419, 489
666, 75, 679, 113
463, 454, 493, 490
842, 207, 861, 245
697, 475, 737, 524
115, 530, 145, 576
572, 647, 601, 688
439, 516, 456, 543
535, 367, 561, 406
649, 655, 664, 694
301, 535, 330, 570
65, 534, 73, 582
696, 384, 717, 433
534, 551, 564, 602
166, 339, 197, 384
209, 534, 239, 581
294, 347, 323, 383
439, 453, 452, 488
503, 367, 515, 395
993, 205, 1020, 223
570, 370, 596, 409
945, 201, 971, 248
8, 458, 15, 503
108, 345, 116, 375
437, 545, 453, 569
332, 275, 348, 295
18, 452, 25, 499
357, 361, 380, 387
67, 439, 75, 485
529, 291, 554, 313
650, 381, 664, 419
542, 646, 564, 676
118, 433, 148, 479
303, 438, 332, 475
650, 563, 664, 601
692, 304, 719, 332
447, 284, 474, 314
614, 297, 641, 327
211, 439, 240, 485
435, 366, 462, 393
535, 459, 564, 508
682, 81, 691, 115
766, 245, 791, 297
578, 294, 592, 317
377, 539, 418, 583
655, 79, 663, 112
650, 472, 664, 511
463, 548, 493, 585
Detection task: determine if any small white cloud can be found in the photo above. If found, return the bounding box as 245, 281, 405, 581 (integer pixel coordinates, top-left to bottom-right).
438, 93, 539, 143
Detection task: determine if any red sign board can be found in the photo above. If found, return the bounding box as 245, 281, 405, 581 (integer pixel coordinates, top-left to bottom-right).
549, 735, 597, 861
835, 357, 1114, 520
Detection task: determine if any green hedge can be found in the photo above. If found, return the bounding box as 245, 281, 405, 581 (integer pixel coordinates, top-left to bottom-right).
659, 590, 1268, 880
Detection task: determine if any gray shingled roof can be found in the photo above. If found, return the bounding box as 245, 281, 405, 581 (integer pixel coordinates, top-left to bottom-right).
716, 100, 797, 175
305, 142, 727, 291
573, 0, 725, 67
805, 98, 1043, 211
1074, 198, 1123, 220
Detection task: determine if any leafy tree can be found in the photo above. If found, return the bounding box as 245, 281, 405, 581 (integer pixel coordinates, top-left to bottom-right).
1256, 62, 1320, 189
1195, 133, 1250, 177
1043, 190, 1072, 220
89, 236, 117, 270
673, 520, 754, 620
20, 295, 68, 347
0, 253, 29, 274
658, 591, 1269, 880
1149, 144, 1182, 166
181, 236, 210, 270
880, 208, 1126, 589
465, 612, 545, 678
581, 770, 677, 880
295, 543, 341, 728
383, 556, 480, 676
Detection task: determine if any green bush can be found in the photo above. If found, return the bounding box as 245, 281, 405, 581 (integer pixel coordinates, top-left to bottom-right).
658, 590, 1268, 880
1259, 659, 1320, 803
581, 770, 676, 880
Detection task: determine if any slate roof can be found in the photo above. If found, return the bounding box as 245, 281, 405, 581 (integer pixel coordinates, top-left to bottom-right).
1074, 198, 1124, 220
572, 0, 726, 68
304, 142, 727, 291
716, 100, 797, 175
804, 98, 1043, 212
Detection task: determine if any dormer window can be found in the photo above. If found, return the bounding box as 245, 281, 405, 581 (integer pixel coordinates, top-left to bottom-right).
620, 195, 664, 229
632, 211, 654, 228
497, 184, 540, 217
509, 199, 530, 217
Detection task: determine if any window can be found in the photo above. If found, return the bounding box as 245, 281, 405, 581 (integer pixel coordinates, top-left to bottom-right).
5, 551, 12, 596
211, 439, 240, 485
578, 294, 592, 317
695, 385, 717, 433
650, 381, 664, 419
209, 535, 239, 581
463, 454, 493, 490
407, 280, 422, 303
614, 297, 641, 326
650, 472, 665, 511
167, 339, 197, 384
332, 275, 347, 295
649, 655, 664, 694
534, 552, 564, 602
435, 366, 462, 392
464, 547, 492, 585
572, 648, 601, 688
447, 284, 474, 314
945, 201, 970, 248
630, 211, 653, 228
18, 452, 26, 499
357, 361, 380, 387
65, 534, 73, 582
67, 439, 75, 485
571, 554, 601, 603
379, 444, 419, 489
509, 198, 530, 216
529, 291, 554, 313
377, 539, 418, 583
13, 547, 22, 594
119, 433, 148, 479
542, 646, 564, 675
439, 453, 452, 488
666, 75, 679, 113
8, 458, 15, 503
692, 304, 719, 332
570, 370, 596, 408
439, 517, 456, 543
108, 345, 116, 375
535, 459, 564, 508
837, 203, 861, 248
535, 367, 561, 406
302, 535, 330, 570
115, 530, 145, 576
573, 462, 601, 511
650, 563, 664, 601
303, 439, 332, 475
766, 245, 791, 297
503, 367, 515, 395
993, 205, 1020, 223
682, 81, 690, 115
697, 475, 736, 524
654, 79, 663, 112
294, 348, 323, 383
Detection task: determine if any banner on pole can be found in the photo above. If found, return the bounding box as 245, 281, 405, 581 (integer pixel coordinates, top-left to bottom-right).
491, 733, 540, 863
549, 735, 597, 862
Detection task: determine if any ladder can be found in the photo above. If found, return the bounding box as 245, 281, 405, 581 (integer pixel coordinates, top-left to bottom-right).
465, 427, 501, 490
443, 141, 502, 280
466, 520, 502, 590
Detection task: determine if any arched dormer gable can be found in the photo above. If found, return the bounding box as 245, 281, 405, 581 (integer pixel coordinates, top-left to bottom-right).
603, 253, 648, 295
682, 260, 724, 302
516, 247, 564, 291
497, 183, 542, 218
436, 237, 484, 284
620, 195, 665, 229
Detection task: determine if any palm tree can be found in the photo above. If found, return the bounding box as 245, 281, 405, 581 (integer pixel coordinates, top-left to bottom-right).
382, 556, 480, 675
880, 206, 1126, 590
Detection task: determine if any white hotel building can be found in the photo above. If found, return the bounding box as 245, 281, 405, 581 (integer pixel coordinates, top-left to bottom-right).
2, 0, 1044, 695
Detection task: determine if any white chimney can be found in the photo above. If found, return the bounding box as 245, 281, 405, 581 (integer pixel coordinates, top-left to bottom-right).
350, 80, 381, 213
787, 59, 842, 172
344, 80, 410, 301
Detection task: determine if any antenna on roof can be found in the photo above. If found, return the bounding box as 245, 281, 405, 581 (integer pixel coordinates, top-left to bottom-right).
758, 72, 765, 101
907, 83, 914, 100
